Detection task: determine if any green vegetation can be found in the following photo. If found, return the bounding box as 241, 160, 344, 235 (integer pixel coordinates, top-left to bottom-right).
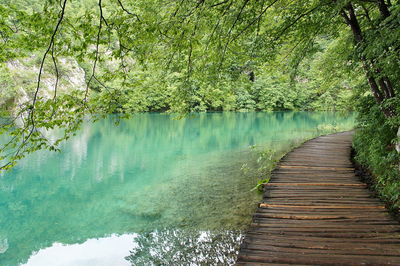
0, 1, 399, 208
354, 96, 400, 210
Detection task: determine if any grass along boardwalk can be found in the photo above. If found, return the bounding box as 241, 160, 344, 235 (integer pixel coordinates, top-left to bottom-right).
236, 131, 400, 265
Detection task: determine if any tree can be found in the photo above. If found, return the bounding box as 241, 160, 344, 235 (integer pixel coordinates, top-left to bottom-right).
0, 0, 398, 169
339, 1, 398, 116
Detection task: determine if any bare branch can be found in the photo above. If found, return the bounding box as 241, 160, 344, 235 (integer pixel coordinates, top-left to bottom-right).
32, 0, 67, 111
94, 76, 111, 92
85, 0, 104, 101
51, 44, 59, 101
116, 0, 141, 21
210, 0, 230, 8
2, 0, 70, 170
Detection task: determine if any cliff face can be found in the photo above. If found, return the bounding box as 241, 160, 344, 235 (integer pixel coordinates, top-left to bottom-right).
1, 56, 87, 114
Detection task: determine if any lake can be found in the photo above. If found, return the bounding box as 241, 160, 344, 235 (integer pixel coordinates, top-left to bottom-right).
0, 112, 355, 265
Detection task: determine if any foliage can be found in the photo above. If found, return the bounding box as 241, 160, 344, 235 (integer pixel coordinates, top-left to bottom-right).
0, 0, 398, 175
252, 177, 271, 193
0, 63, 15, 116
0, 93, 87, 170
353, 96, 400, 210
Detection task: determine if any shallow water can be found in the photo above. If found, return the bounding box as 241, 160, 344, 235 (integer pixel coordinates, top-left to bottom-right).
0, 112, 355, 265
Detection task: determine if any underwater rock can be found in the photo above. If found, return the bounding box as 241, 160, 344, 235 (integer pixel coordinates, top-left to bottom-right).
0, 237, 8, 254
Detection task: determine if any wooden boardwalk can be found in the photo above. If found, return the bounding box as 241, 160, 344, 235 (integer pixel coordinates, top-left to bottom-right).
237, 131, 400, 265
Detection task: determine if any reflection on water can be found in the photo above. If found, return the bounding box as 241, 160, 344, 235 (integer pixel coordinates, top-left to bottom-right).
23, 234, 136, 266
0, 112, 355, 265
126, 230, 243, 265
23, 230, 242, 266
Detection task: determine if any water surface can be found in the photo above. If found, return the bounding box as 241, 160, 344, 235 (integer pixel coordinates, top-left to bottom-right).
0, 112, 355, 265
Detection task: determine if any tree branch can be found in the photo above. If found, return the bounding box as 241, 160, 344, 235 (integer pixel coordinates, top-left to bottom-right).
219, 0, 250, 67
232, 0, 280, 42
85, 0, 103, 101
274, 4, 323, 42
4, 0, 70, 171
116, 0, 141, 21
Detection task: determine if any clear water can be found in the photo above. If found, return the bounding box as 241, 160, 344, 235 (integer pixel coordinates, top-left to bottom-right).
0, 112, 355, 266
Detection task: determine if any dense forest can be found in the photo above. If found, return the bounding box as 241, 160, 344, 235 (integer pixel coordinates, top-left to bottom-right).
0, 0, 399, 209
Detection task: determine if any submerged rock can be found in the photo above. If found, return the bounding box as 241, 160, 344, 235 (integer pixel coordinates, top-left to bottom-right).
0, 237, 8, 254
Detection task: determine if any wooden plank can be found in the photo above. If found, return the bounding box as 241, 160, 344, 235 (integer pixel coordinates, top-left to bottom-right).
258, 203, 386, 209
265, 183, 366, 187
238, 249, 400, 265
247, 229, 400, 238
236, 131, 400, 265
244, 233, 400, 243
279, 166, 354, 171
250, 218, 398, 225
248, 223, 400, 229
241, 243, 400, 256
248, 225, 400, 233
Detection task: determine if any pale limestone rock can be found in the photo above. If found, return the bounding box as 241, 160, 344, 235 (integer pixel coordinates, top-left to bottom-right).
396, 126, 400, 153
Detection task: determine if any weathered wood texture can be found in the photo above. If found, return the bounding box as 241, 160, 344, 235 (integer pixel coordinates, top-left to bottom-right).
236, 131, 400, 265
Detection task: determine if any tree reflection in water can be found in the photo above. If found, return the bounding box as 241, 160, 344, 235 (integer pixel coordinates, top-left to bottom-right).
126, 229, 243, 265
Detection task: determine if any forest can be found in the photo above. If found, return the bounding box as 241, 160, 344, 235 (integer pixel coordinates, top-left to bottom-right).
0, 0, 399, 209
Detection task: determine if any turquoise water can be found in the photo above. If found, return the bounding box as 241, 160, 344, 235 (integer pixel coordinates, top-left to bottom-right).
0, 112, 355, 265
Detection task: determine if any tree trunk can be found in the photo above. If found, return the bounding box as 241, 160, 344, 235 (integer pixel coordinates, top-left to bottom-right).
341, 5, 384, 103
341, 2, 396, 117
377, 0, 391, 19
